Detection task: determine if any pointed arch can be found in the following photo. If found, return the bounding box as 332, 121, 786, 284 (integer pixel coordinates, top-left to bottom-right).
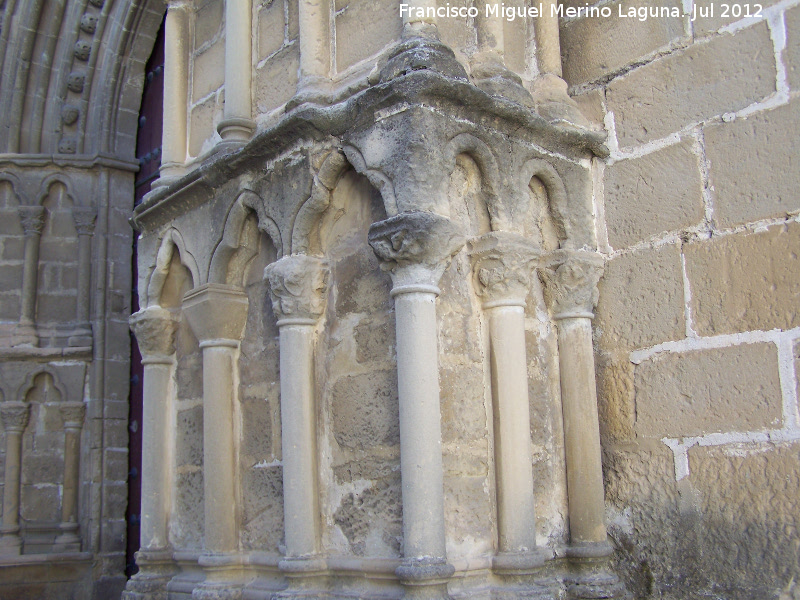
144, 228, 200, 308
16, 367, 68, 404
519, 158, 570, 247
37, 173, 77, 206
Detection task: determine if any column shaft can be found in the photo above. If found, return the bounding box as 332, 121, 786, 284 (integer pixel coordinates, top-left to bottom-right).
14, 206, 45, 346
476, 1, 504, 56
535, 1, 562, 78
61, 427, 81, 524
140, 359, 174, 549
0, 403, 30, 555
161, 2, 189, 177
218, 0, 255, 142
394, 290, 447, 560
70, 208, 96, 347
487, 305, 537, 553
557, 317, 606, 545
201, 342, 239, 553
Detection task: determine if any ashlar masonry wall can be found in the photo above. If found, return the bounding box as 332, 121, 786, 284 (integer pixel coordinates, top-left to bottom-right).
561, 0, 800, 597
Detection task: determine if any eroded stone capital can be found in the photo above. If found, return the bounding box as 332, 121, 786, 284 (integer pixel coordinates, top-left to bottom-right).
182, 284, 249, 345
468, 232, 539, 307
130, 307, 178, 360
539, 251, 604, 319
18, 206, 45, 236
0, 403, 30, 433
72, 207, 97, 235
59, 402, 86, 429
263, 255, 329, 323
368, 212, 465, 291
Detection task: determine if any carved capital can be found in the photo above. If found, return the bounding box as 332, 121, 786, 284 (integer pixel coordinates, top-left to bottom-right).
0, 403, 30, 433
368, 212, 465, 290
130, 307, 178, 359
59, 402, 86, 429
72, 207, 97, 235
263, 255, 329, 323
18, 206, 45, 236
182, 284, 249, 345
468, 232, 539, 307
539, 251, 604, 319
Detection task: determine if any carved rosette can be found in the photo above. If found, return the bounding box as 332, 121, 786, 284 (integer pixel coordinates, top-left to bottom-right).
129, 307, 178, 360
264, 255, 329, 323
368, 212, 465, 291
72, 207, 97, 235
539, 251, 605, 319
0, 403, 31, 433
18, 206, 45, 236
59, 402, 86, 430
468, 232, 539, 307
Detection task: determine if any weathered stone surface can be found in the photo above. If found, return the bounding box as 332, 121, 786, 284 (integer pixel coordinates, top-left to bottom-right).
258, 0, 285, 60
788, 6, 800, 91
241, 465, 283, 552
176, 405, 203, 467
194, 0, 223, 49
685, 222, 800, 335
705, 100, 800, 228
607, 23, 776, 146
191, 39, 225, 102
572, 88, 606, 127
595, 244, 685, 350
335, 0, 401, 73
604, 140, 704, 248
353, 314, 395, 364
333, 247, 392, 315
189, 94, 221, 157
634, 343, 783, 437
254, 45, 299, 114
333, 474, 402, 557
692, 0, 781, 36
331, 370, 399, 449
596, 351, 636, 443
561, 0, 685, 87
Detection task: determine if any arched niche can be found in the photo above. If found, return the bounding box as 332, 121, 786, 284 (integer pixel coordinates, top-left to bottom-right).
446, 153, 492, 238
144, 229, 199, 309
519, 159, 571, 251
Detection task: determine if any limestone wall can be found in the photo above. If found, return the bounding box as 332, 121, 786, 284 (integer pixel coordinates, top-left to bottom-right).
562, 2, 800, 597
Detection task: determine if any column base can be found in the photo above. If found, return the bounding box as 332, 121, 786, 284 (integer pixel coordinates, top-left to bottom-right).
378, 36, 469, 84
193, 552, 247, 600
122, 549, 177, 600
492, 549, 553, 575
11, 321, 38, 347
396, 558, 454, 600
470, 53, 534, 108
274, 556, 328, 599
529, 74, 593, 131
0, 532, 22, 556
52, 525, 81, 553
217, 117, 256, 147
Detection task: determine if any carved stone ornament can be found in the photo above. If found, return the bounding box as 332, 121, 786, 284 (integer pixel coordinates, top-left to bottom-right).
80, 13, 98, 33
74, 40, 91, 61
18, 206, 45, 236
72, 207, 97, 235
539, 251, 604, 318
264, 255, 329, 322
368, 211, 465, 289
59, 402, 86, 429
61, 104, 80, 125
129, 306, 178, 359
468, 231, 539, 307
0, 402, 31, 433
67, 72, 85, 93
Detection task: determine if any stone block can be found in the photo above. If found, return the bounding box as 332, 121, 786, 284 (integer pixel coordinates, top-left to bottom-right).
194, 0, 223, 49
331, 370, 399, 450
189, 93, 221, 157
241, 465, 283, 551
353, 314, 395, 364
596, 351, 636, 442
0, 263, 23, 291
704, 100, 800, 228
604, 139, 704, 248
788, 6, 800, 91
572, 88, 606, 127
439, 364, 487, 444
176, 405, 203, 467
335, 0, 401, 73
21, 453, 63, 485
254, 45, 299, 114
607, 23, 776, 146
634, 343, 782, 437
685, 222, 800, 335
692, 0, 781, 36
561, 0, 685, 87
192, 39, 225, 103
104, 448, 128, 482
333, 474, 402, 557
21, 483, 60, 521
103, 482, 128, 519
288, 0, 299, 40
434, 0, 472, 66
333, 247, 392, 315
595, 244, 685, 350
37, 292, 77, 324
443, 474, 493, 558
39, 237, 77, 262
685, 443, 800, 596
173, 469, 204, 549
104, 418, 129, 448
1, 236, 24, 260
333, 456, 399, 483
258, 0, 285, 60
240, 397, 273, 464
101, 518, 127, 552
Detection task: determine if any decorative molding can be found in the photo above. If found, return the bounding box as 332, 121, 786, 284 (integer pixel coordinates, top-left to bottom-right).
539, 251, 604, 319
264, 255, 329, 322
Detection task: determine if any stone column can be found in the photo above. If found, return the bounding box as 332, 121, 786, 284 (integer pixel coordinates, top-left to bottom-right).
182, 284, 249, 598
158, 0, 190, 184
469, 232, 547, 573
217, 0, 255, 145
0, 402, 30, 555
264, 255, 329, 589
54, 402, 86, 551
294, 0, 331, 105
540, 252, 609, 553
12, 206, 45, 347
68, 207, 96, 347
123, 306, 179, 600
368, 212, 464, 598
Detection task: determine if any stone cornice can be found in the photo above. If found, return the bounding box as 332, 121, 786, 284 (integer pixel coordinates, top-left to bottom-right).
132, 66, 607, 232
539, 250, 605, 319
468, 232, 539, 308
263, 255, 329, 323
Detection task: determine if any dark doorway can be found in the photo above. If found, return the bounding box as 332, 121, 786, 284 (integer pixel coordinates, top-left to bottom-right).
127, 15, 165, 578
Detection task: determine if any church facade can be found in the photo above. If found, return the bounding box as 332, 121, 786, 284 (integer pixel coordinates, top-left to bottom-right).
0, 1, 798, 599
